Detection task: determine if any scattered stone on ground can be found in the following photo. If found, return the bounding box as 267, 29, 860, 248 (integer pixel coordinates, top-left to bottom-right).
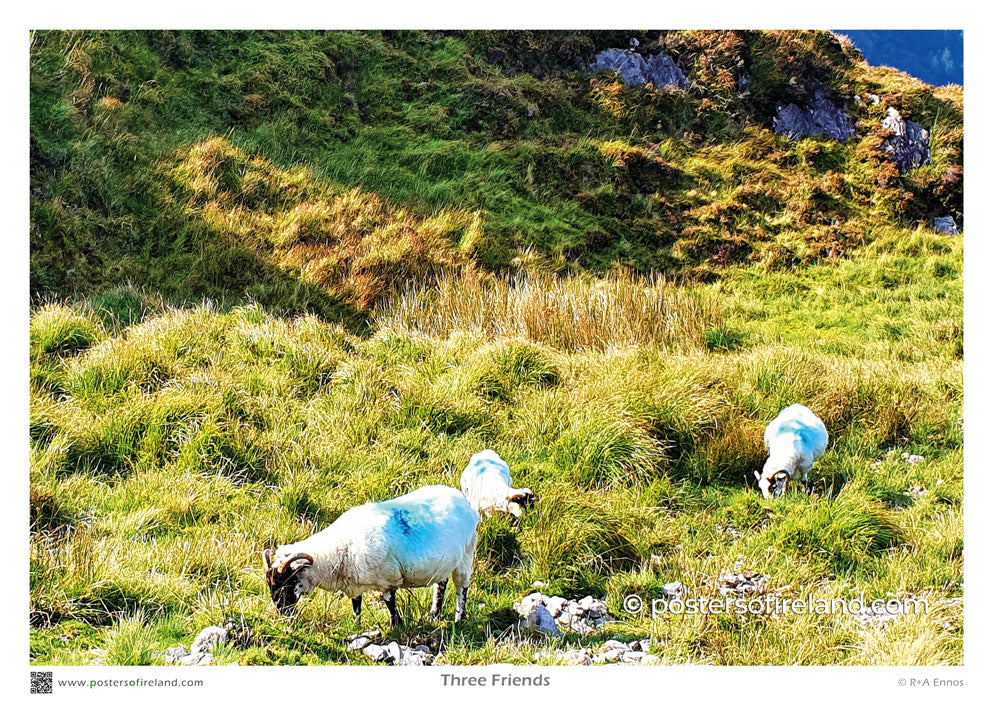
662, 581, 685, 599
163, 645, 214, 666
880, 107, 930, 172
158, 623, 247, 666
514, 592, 613, 636
851, 606, 902, 628
901, 452, 925, 465
347, 631, 433, 665
589, 49, 688, 88
934, 216, 959, 235
538, 639, 659, 666
773, 92, 855, 140
345, 629, 382, 651
716, 523, 742, 541
718, 571, 770, 596
191, 626, 228, 654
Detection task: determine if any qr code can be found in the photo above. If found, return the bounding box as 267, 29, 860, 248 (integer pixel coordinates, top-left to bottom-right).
31, 671, 53, 694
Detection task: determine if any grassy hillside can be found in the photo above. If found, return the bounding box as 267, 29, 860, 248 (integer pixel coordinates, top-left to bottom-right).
29, 30, 963, 665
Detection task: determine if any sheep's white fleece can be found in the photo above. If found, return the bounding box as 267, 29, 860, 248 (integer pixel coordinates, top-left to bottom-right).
460, 449, 532, 517
271, 485, 479, 599
761, 404, 828, 484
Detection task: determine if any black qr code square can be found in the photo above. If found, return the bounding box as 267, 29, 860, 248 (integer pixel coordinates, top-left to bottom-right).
31, 671, 53, 694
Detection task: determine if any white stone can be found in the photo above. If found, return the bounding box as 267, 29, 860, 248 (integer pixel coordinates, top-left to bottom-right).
191, 626, 229, 654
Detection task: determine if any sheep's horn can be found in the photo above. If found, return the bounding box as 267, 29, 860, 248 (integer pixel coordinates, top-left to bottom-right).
263, 548, 275, 570
278, 553, 314, 574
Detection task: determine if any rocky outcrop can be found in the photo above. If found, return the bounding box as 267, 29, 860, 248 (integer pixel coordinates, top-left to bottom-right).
881, 107, 930, 172
934, 216, 959, 235
774, 93, 855, 140
514, 592, 614, 636
589, 49, 688, 89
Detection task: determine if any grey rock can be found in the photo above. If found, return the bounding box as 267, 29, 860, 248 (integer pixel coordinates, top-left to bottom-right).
590, 49, 688, 89
346, 629, 382, 643
347, 636, 372, 651
514, 591, 613, 637
191, 626, 228, 654
564, 648, 594, 665
662, 580, 685, 599
774, 94, 855, 141
179, 652, 213, 666
881, 107, 930, 172
594, 648, 624, 663
363, 644, 389, 662
546, 596, 567, 618
623, 650, 646, 664
384, 642, 403, 663
934, 216, 959, 235
395, 646, 433, 666
526, 603, 564, 638
163, 646, 189, 663
718, 571, 769, 596
514, 592, 547, 619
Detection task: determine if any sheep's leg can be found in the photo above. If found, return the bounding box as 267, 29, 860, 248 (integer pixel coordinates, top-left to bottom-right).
454, 585, 469, 623
383, 589, 401, 627
352, 596, 362, 619
430, 580, 447, 619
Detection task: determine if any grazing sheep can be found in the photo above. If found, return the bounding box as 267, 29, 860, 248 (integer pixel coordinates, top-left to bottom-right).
263, 485, 480, 626
755, 404, 828, 498
460, 449, 535, 518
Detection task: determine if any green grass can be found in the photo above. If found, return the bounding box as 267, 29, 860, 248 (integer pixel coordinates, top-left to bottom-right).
29, 234, 962, 664
30, 30, 962, 666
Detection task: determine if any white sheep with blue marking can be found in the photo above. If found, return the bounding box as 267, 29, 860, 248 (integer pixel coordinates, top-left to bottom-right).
755, 404, 829, 498
263, 485, 480, 625
460, 449, 535, 518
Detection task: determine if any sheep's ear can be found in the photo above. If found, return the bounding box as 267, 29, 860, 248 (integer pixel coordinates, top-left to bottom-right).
263, 548, 274, 570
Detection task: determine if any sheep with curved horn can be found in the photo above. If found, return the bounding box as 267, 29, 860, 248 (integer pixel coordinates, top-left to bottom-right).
263, 485, 480, 626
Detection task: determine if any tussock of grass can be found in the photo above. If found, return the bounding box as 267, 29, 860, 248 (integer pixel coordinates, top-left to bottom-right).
376, 271, 719, 352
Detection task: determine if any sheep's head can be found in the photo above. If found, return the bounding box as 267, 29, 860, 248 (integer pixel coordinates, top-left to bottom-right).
507, 488, 536, 518
263, 549, 314, 616
754, 469, 790, 499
